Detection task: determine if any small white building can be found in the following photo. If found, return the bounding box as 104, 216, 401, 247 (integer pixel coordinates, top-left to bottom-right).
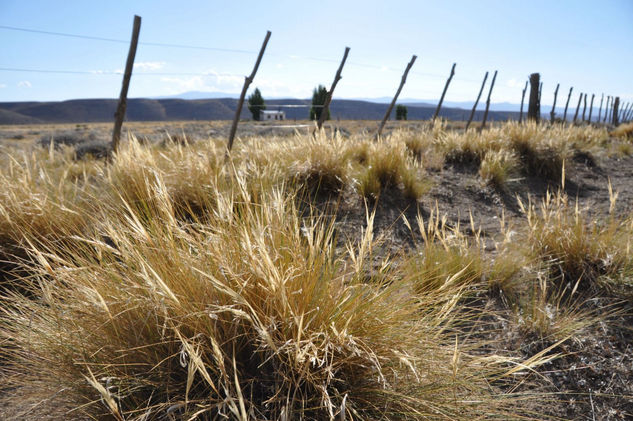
261, 110, 285, 121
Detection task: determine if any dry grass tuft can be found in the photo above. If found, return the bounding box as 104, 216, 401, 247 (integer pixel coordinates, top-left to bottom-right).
0, 177, 525, 420
356, 139, 430, 201
611, 122, 633, 139
1, 122, 629, 419
519, 190, 633, 295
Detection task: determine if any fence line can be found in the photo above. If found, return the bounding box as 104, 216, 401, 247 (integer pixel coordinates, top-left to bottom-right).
1, 19, 630, 133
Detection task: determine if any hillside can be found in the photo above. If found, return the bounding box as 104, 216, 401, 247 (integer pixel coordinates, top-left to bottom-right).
0, 97, 519, 124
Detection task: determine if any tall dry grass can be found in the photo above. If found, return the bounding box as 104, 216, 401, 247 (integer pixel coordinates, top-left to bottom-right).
0, 122, 629, 419
0, 166, 530, 420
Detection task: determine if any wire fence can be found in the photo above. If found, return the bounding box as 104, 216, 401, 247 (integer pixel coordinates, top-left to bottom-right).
1, 22, 631, 126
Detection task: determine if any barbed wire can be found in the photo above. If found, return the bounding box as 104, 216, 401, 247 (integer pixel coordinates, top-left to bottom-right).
0, 24, 620, 102
0, 66, 244, 77
0, 24, 462, 80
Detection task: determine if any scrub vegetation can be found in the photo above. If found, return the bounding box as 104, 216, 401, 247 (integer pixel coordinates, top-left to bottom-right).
0, 120, 632, 420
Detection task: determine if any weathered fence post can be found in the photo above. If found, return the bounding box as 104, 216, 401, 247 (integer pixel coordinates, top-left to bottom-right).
612, 97, 620, 125
604, 96, 611, 123
588, 94, 595, 123
581, 93, 588, 122
538, 82, 543, 117
573, 92, 582, 123
111, 15, 141, 154
563, 87, 573, 122
466, 71, 488, 130
479, 70, 498, 131
597, 93, 604, 123
377, 55, 416, 137
618, 102, 626, 123
550, 83, 560, 122
432, 62, 456, 125
519, 80, 528, 124
527, 73, 540, 122
625, 102, 633, 122
227, 30, 271, 153
316, 47, 350, 131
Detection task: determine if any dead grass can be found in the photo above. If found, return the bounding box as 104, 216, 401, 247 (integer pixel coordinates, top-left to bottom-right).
0, 171, 530, 420
0, 121, 630, 419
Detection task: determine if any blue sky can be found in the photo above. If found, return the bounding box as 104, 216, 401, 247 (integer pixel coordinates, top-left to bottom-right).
1, 0, 632, 106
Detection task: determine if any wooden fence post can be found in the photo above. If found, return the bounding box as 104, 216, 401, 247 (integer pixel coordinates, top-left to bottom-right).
466, 71, 488, 130
588, 94, 595, 123
604, 96, 611, 123
612, 97, 620, 125
479, 70, 497, 131
377, 55, 416, 137
581, 93, 588, 122
316, 47, 350, 131
111, 15, 141, 154
538, 82, 543, 118
519, 80, 528, 124
550, 83, 560, 122
625, 102, 633, 122
527, 73, 540, 122
563, 87, 573, 122
573, 92, 582, 123
227, 30, 271, 152
432, 62, 456, 125
618, 102, 626, 123
597, 93, 604, 123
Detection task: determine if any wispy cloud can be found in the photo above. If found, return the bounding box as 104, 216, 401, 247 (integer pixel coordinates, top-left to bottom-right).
506, 78, 525, 89
159, 70, 244, 94
0, 83, 6, 89
134, 61, 166, 71
18, 80, 31, 88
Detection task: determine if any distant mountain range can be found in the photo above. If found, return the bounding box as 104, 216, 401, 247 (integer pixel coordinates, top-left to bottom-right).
0, 95, 529, 125
155, 91, 528, 112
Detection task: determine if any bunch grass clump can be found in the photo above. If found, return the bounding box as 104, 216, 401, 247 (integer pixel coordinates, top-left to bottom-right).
288, 133, 350, 196
479, 150, 519, 189
0, 144, 97, 287
518, 188, 633, 294
356, 139, 430, 201
406, 210, 488, 294
0, 170, 526, 420
2, 122, 627, 419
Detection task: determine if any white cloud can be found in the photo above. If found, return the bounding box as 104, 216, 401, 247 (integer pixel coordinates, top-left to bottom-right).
506, 78, 518, 88
157, 69, 307, 98
18, 80, 31, 88
160, 70, 244, 94
134, 61, 166, 71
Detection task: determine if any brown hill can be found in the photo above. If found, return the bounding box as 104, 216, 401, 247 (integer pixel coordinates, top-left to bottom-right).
0, 98, 519, 124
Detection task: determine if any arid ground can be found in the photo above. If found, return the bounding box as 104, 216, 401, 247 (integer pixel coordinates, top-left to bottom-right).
1, 119, 632, 420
